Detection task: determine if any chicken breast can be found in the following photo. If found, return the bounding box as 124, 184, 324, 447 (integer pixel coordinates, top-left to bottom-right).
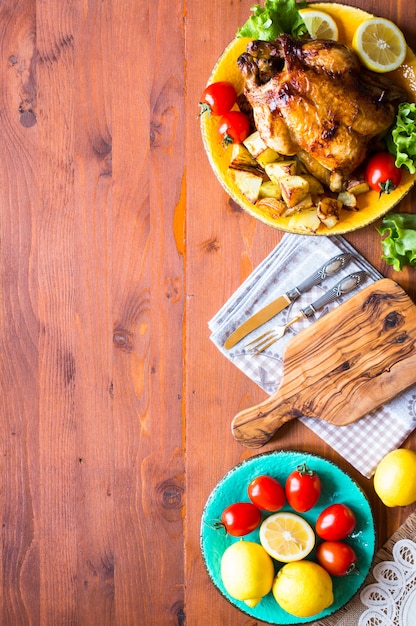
238, 35, 406, 191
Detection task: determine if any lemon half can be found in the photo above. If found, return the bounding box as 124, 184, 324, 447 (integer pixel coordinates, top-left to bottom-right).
299, 8, 339, 41
352, 17, 407, 72
259, 512, 315, 562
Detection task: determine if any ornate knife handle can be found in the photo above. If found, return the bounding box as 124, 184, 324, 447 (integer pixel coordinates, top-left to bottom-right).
302, 270, 368, 318
286, 253, 353, 302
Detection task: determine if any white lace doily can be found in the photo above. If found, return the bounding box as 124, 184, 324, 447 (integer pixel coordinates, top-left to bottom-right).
358, 539, 416, 626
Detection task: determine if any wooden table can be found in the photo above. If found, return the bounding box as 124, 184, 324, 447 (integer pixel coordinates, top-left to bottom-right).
0, 0, 415, 624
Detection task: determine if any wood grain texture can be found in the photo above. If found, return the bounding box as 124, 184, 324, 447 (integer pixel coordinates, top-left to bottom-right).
0, 0, 414, 625
1, 0, 185, 624
232, 279, 416, 447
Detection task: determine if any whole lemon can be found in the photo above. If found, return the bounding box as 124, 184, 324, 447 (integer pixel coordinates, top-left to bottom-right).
374, 448, 416, 507
220, 540, 274, 607
272, 561, 333, 618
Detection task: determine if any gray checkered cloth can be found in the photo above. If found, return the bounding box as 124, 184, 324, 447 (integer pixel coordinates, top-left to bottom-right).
209, 234, 416, 478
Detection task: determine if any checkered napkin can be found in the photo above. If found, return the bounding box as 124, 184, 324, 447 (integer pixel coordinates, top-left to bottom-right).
209, 234, 416, 478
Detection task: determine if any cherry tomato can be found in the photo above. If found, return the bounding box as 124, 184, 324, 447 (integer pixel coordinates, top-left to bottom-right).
316, 541, 358, 576
218, 111, 251, 146
220, 502, 262, 537
316, 504, 356, 540
285, 463, 321, 512
365, 152, 402, 196
199, 81, 237, 117
248, 475, 286, 512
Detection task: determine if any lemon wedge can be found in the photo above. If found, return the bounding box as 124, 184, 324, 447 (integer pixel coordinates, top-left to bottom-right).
352, 17, 407, 73
299, 8, 339, 41
259, 512, 315, 562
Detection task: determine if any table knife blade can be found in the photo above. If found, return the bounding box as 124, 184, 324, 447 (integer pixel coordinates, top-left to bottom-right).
223, 252, 353, 349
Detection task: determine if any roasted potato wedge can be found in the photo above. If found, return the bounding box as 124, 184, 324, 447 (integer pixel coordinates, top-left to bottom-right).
288, 209, 321, 233
279, 175, 310, 208
228, 168, 264, 203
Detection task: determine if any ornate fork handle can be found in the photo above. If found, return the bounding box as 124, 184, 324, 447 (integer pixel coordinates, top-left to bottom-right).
286, 252, 353, 302
301, 270, 368, 318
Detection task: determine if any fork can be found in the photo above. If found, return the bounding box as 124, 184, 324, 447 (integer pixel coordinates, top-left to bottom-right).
246, 270, 368, 354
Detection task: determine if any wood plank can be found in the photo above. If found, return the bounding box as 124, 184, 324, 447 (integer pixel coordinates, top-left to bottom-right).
110, 0, 185, 623
0, 4, 40, 622
33, 1, 121, 622
185, 1, 283, 621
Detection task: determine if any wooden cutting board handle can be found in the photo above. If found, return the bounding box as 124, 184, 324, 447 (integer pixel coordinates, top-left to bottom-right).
232, 279, 416, 448
231, 395, 301, 448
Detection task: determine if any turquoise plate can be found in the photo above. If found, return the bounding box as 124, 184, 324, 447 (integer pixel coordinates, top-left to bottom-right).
200, 451, 376, 624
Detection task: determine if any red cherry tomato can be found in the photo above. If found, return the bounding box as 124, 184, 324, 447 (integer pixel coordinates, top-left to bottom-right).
220, 502, 262, 537
316, 504, 356, 540
218, 111, 251, 146
365, 152, 402, 196
316, 541, 358, 576
285, 463, 321, 512
248, 475, 286, 512
199, 81, 237, 117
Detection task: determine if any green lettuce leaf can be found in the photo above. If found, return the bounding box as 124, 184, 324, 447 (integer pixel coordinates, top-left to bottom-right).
376, 212, 416, 271
237, 0, 308, 41
386, 102, 416, 175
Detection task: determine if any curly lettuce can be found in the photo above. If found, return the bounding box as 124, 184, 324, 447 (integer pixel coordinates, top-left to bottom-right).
386, 102, 416, 175
237, 0, 308, 41
376, 212, 416, 271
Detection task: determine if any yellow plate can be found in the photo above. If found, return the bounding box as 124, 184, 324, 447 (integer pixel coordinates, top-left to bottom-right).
200, 3, 416, 235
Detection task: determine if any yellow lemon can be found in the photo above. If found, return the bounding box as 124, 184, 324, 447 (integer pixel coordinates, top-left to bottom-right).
220, 540, 274, 607
299, 8, 339, 41
273, 561, 334, 618
259, 512, 315, 562
374, 448, 416, 507
352, 17, 407, 72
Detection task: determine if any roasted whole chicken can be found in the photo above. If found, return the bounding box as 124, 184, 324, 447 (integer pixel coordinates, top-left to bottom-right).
237, 35, 406, 191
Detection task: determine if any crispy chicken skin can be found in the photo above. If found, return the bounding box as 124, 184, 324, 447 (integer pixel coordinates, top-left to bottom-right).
238, 35, 406, 190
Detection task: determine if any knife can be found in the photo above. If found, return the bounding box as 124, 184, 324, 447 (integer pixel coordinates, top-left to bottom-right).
246, 270, 368, 354
224, 252, 353, 350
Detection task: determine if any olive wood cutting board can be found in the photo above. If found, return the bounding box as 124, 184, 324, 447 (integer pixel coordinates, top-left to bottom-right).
232, 278, 416, 448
